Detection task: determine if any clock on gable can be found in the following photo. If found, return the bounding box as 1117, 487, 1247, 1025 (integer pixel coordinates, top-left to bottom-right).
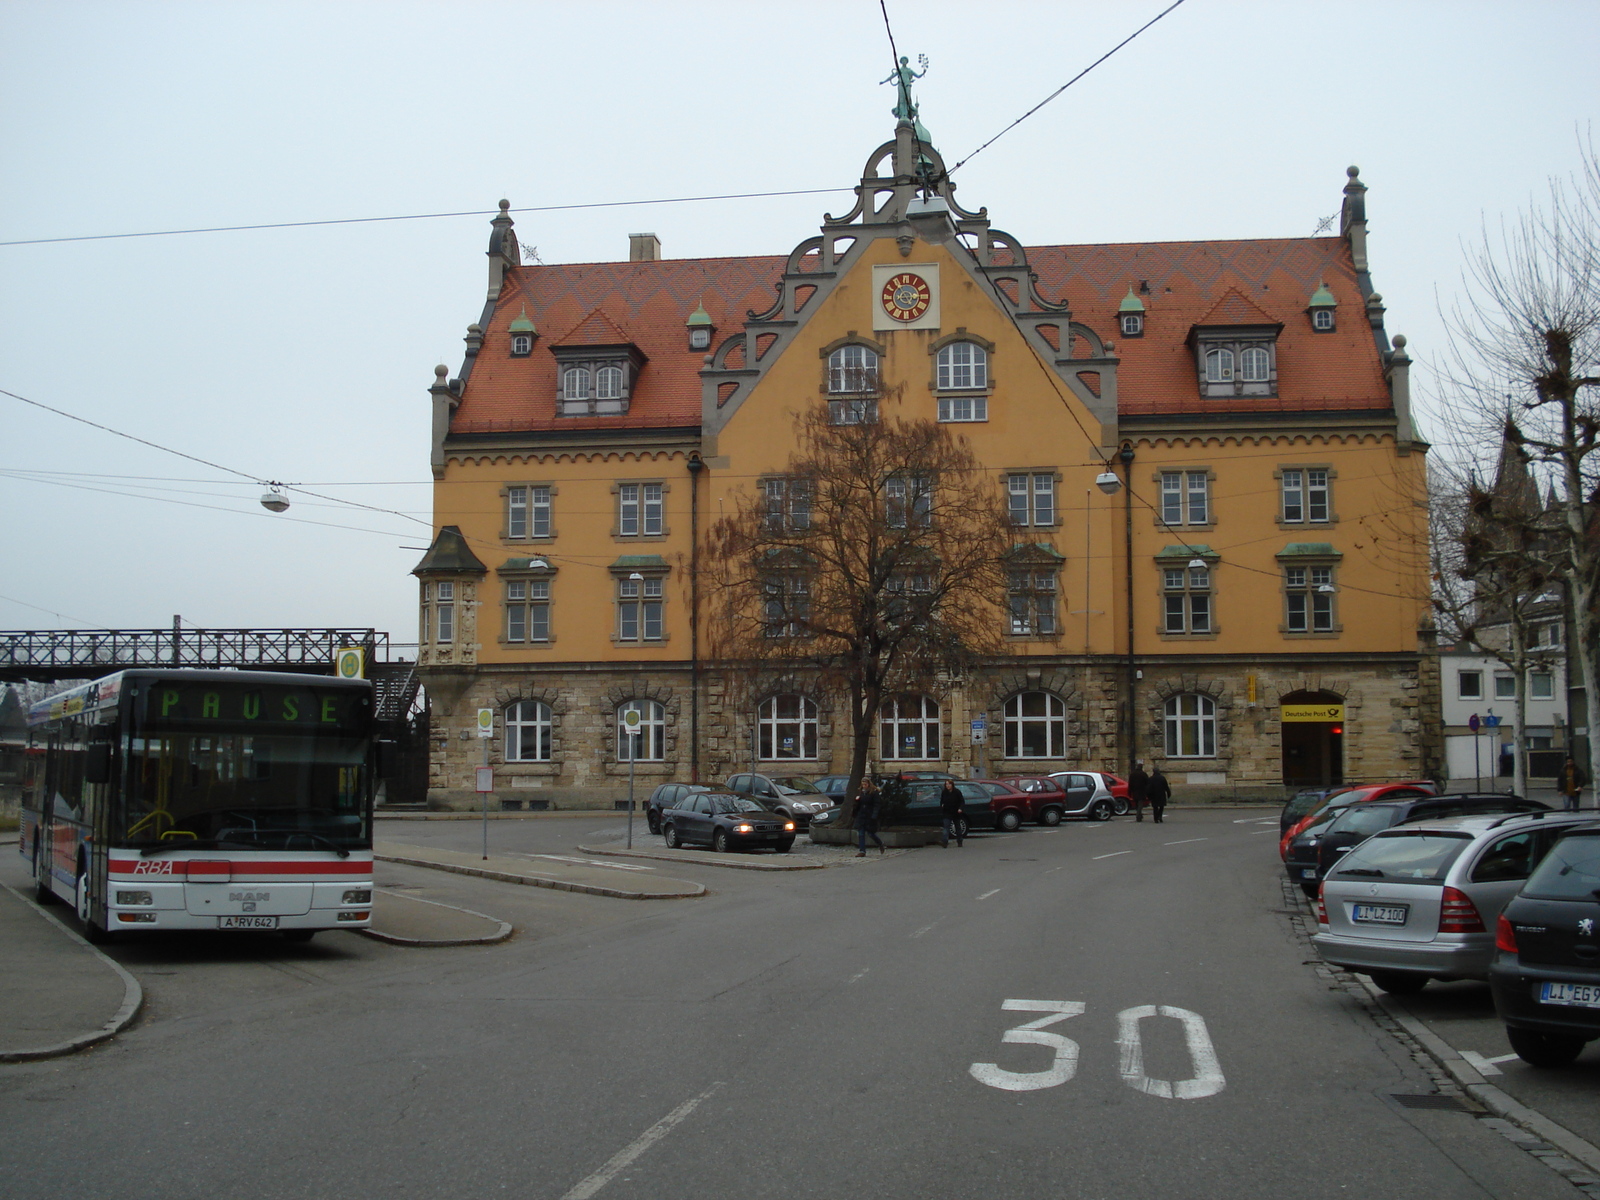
871, 263, 940, 330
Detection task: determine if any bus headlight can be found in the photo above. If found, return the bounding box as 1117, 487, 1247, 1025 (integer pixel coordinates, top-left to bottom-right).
342, 889, 372, 904
116, 890, 153, 906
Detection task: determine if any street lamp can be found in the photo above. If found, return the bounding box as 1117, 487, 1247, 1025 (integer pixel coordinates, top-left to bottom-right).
1119, 443, 1137, 776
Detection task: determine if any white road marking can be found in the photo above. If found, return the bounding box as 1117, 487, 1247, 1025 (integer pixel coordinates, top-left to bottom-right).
519, 853, 654, 872
970, 1000, 1085, 1091
977, 889, 1001, 900
559, 1082, 725, 1200
1249, 829, 1280, 835
1485, 1051, 1520, 1064
1116, 1005, 1226, 1099
1460, 1050, 1505, 1076
848, 968, 870, 983
1093, 851, 1132, 860
1163, 838, 1208, 846
1234, 817, 1278, 824
910, 922, 939, 938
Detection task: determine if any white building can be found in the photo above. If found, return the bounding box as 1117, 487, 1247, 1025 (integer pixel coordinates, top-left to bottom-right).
1439, 617, 1568, 785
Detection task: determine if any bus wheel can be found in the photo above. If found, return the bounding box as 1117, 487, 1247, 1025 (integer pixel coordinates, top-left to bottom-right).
281, 930, 316, 943
33, 840, 60, 906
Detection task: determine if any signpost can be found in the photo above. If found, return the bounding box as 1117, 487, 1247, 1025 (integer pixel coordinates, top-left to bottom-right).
1484, 711, 1501, 789
622, 707, 642, 848
476, 707, 494, 859
1468, 712, 1481, 791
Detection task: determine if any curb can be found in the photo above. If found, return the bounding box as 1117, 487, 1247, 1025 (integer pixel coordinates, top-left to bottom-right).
1361, 980, 1600, 1176
374, 853, 706, 900
574, 844, 827, 871
0, 884, 144, 1063
361, 889, 514, 947
376, 810, 622, 821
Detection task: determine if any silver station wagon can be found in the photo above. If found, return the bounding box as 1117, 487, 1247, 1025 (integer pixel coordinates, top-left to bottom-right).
1313, 812, 1598, 995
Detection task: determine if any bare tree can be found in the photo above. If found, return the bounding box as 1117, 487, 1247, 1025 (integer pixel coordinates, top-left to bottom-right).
705, 392, 1012, 815
1435, 133, 1600, 787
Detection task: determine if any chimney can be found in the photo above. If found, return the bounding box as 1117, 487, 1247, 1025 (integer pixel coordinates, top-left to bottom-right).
629, 233, 661, 262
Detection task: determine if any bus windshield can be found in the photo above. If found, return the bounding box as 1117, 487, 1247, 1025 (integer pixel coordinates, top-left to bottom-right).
122, 732, 371, 851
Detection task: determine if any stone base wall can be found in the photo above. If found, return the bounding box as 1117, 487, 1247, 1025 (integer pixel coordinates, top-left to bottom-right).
420, 654, 1431, 810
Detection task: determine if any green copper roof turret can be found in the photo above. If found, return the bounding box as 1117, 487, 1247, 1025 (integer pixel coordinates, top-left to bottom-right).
508, 304, 536, 333
1308, 283, 1337, 309
686, 302, 713, 327
1119, 287, 1146, 313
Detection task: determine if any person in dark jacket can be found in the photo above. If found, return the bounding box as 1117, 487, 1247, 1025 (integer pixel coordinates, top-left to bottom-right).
939, 780, 965, 848
1147, 765, 1172, 823
1560, 756, 1586, 812
855, 779, 885, 855
1128, 761, 1150, 822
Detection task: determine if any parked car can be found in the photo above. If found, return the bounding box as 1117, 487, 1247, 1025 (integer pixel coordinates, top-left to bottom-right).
645, 782, 710, 835
1489, 822, 1600, 1066
660, 790, 796, 853
812, 775, 852, 800
1101, 773, 1132, 816
1281, 787, 1341, 837
1006, 774, 1119, 824
1280, 782, 1438, 863
1313, 811, 1597, 994
725, 773, 834, 828
1310, 793, 1548, 892
894, 780, 1001, 834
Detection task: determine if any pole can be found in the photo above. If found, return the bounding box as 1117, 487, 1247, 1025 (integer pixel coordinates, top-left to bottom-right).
482, 734, 490, 860
627, 731, 637, 849
688, 455, 703, 783
1474, 734, 1481, 793
1120, 443, 1137, 775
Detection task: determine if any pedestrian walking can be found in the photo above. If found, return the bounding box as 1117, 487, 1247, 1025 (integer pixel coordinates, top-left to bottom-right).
939, 780, 965, 848
1560, 755, 1586, 812
855, 778, 885, 856
1128, 760, 1150, 822
1148, 764, 1171, 824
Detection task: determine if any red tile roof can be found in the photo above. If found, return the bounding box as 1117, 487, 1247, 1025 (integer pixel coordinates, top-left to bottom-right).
448, 235, 1388, 435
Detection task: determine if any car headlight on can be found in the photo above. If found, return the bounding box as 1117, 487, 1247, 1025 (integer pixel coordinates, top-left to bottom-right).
342, 889, 372, 904
735, 824, 754, 833
784, 822, 795, 831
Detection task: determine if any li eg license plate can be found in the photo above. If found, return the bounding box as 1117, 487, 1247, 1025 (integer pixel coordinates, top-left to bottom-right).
1351, 903, 1408, 925
219, 915, 279, 930
1539, 982, 1600, 1008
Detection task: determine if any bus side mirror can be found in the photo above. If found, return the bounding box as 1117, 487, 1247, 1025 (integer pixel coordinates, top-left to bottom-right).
85, 743, 112, 785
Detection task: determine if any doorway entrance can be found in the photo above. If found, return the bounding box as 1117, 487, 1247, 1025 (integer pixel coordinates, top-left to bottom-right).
1281, 690, 1344, 788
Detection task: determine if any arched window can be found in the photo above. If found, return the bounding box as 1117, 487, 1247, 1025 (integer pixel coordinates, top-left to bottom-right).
828, 345, 879, 394
1204, 348, 1234, 383
936, 342, 987, 390
1240, 346, 1270, 382
616, 699, 666, 761
505, 700, 553, 762
1003, 692, 1066, 759
759, 694, 818, 760
595, 365, 624, 400
563, 366, 591, 399
1164, 694, 1216, 757
880, 694, 940, 760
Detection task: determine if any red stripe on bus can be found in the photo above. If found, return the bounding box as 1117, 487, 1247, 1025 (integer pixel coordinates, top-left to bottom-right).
109, 858, 372, 876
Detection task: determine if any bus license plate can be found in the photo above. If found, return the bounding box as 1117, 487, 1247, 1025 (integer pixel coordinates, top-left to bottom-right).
1539, 982, 1600, 1008
219, 915, 279, 930
1351, 904, 1408, 925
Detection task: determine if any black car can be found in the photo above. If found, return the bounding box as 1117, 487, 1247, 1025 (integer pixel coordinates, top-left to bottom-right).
1314, 793, 1548, 886
810, 779, 987, 834
1284, 783, 1439, 897
645, 782, 710, 835
661, 790, 796, 853
1490, 822, 1600, 1066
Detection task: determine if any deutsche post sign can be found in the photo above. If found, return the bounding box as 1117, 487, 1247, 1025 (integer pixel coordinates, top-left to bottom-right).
1281, 704, 1345, 722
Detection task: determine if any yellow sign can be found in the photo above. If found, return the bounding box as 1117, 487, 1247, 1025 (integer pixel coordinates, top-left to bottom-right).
335, 647, 366, 679
1282, 704, 1344, 723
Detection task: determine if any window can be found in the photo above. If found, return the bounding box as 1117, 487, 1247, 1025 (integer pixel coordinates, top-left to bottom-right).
829, 398, 877, 425
936, 342, 988, 390
1162, 565, 1212, 634
885, 573, 932, 627
1281, 469, 1330, 523
617, 576, 664, 642
595, 365, 623, 401
880, 694, 939, 760
504, 701, 552, 761
1312, 309, 1334, 332
759, 695, 818, 759
938, 394, 988, 422
1007, 473, 1056, 526
1004, 692, 1066, 758
1284, 566, 1335, 633
1495, 673, 1516, 700
886, 475, 932, 528
1530, 672, 1555, 700
1458, 670, 1483, 700
511, 333, 533, 355
562, 366, 590, 400
1165, 694, 1216, 757
434, 581, 454, 643
505, 579, 550, 643
1121, 313, 1143, 337
616, 699, 665, 761
1240, 346, 1270, 382
763, 478, 811, 531
762, 575, 810, 638
506, 485, 552, 540
828, 345, 879, 394
1008, 570, 1058, 636
1204, 348, 1234, 383
1160, 472, 1209, 525
618, 483, 664, 537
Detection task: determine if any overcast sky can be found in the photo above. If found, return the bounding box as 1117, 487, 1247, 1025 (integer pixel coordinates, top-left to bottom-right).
2, 0, 1596, 655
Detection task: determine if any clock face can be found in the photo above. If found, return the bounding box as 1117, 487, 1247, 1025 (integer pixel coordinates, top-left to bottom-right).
881, 272, 932, 322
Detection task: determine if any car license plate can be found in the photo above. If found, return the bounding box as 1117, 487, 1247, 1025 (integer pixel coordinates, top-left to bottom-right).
1301, 868, 1317, 879
1351, 904, 1408, 925
219, 915, 279, 930
1538, 982, 1600, 1008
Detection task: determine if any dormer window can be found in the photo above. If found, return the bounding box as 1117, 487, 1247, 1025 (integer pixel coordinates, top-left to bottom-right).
686, 302, 714, 351
511, 333, 533, 355
1204, 348, 1234, 383
1121, 313, 1143, 337
563, 366, 591, 401
596, 365, 623, 401
1307, 283, 1337, 332
551, 309, 644, 417
1312, 310, 1334, 331
1118, 287, 1146, 338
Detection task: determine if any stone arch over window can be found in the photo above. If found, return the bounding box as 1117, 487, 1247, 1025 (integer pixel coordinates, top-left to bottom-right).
983, 671, 1083, 763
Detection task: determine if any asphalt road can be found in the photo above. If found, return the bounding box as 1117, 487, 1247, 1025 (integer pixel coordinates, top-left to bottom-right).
0, 810, 1591, 1199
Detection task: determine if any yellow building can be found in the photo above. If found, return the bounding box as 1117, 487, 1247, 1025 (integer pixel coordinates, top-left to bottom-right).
413, 123, 1436, 808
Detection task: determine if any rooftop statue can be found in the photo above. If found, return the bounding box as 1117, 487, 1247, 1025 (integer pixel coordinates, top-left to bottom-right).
881, 54, 933, 144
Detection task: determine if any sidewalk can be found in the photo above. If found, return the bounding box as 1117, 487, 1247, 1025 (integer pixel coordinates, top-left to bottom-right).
373, 840, 707, 899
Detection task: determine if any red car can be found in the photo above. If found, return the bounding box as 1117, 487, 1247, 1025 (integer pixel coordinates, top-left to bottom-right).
1277, 781, 1437, 860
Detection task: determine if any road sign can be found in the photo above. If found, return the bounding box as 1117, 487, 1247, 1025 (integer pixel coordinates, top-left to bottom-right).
1484, 713, 1501, 728
335, 646, 365, 679
622, 708, 642, 730
1468, 713, 1480, 733
971, 717, 987, 745
476, 708, 494, 738
475, 766, 494, 793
